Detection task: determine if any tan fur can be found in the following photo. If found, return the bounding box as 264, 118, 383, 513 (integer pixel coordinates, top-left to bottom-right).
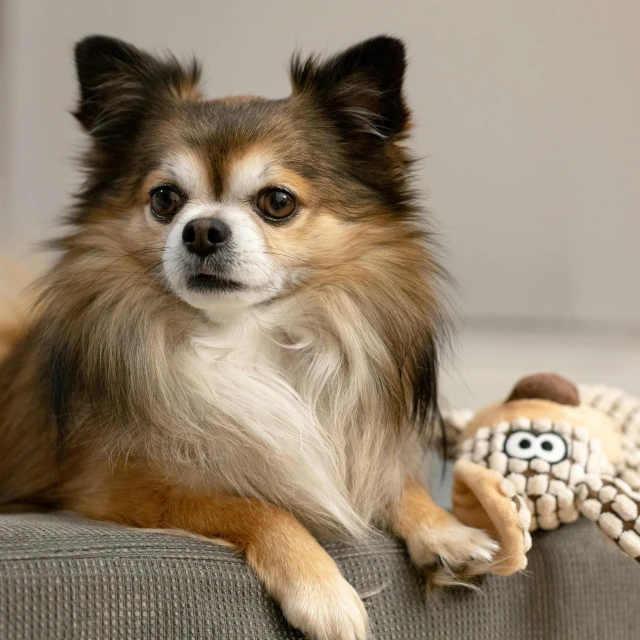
391, 477, 457, 536
0, 322, 22, 363
47, 449, 368, 639
0, 257, 36, 360
390, 477, 499, 588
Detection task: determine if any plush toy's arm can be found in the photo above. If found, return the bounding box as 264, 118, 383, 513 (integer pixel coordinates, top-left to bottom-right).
580, 384, 640, 490
452, 459, 532, 575
576, 475, 640, 562
580, 385, 640, 435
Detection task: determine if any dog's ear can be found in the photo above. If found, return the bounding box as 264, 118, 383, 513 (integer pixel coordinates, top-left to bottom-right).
290, 36, 409, 149
73, 35, 201, 139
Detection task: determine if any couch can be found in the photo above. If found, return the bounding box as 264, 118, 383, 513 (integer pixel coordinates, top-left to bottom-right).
0, 511, 637, 639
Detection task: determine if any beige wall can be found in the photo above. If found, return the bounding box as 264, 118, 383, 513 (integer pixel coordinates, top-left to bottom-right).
2, 0, 639, 324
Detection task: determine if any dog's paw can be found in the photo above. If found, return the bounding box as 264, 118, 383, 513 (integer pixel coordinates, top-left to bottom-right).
405, 519, 499, 589
278, 569, 369, 640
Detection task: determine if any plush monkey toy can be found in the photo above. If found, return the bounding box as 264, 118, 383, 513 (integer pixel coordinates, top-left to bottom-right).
443, 374, 640, 575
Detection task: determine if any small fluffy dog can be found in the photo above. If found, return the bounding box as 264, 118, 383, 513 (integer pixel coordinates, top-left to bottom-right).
0, 35, 497, 639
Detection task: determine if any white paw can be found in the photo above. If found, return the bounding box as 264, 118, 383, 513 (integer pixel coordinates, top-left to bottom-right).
405, 519, 499, 587
278, 570, 369, 640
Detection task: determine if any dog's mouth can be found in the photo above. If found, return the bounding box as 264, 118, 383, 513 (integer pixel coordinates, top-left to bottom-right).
186, 273, 245, 294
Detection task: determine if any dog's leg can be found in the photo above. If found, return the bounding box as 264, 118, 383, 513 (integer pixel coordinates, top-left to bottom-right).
61, 456, 368, 639
389, 477, 498, 588
162, 493, 369, 640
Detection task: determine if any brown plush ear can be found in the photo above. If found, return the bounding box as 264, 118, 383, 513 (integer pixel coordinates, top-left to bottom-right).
452, 459, 531, 576
507, 373, 580, 406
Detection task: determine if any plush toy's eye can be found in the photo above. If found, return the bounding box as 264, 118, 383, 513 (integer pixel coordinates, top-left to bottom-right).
534, 433, 568, 464
504, 431, 537, 460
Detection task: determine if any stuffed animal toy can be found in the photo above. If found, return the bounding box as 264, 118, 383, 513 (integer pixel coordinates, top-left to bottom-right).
442, 374, 640, 576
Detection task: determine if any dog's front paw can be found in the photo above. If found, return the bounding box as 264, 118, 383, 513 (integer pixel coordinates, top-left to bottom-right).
405, 519, 499, 589
278, 569, 369, 640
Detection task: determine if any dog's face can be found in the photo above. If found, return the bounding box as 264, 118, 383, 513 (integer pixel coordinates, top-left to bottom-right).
72, 36, 419, 317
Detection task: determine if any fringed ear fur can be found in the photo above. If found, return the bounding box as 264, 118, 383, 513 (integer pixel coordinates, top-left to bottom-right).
290, 36, 409, 150
74, 35, 201, 140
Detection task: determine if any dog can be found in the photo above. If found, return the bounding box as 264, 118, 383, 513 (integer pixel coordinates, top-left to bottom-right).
0, 35, 498, 639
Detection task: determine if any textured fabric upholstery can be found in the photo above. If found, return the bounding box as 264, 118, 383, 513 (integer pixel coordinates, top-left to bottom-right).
0, 512, 636, 639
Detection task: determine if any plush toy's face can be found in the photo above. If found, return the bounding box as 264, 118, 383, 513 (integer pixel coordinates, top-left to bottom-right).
455, 374, 619, 532
458, 416, 609, 530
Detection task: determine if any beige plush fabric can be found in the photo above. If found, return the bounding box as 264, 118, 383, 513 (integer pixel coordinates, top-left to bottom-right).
577, 475, 640, 561
452, 459, 531, 576
581, 385, 640, 490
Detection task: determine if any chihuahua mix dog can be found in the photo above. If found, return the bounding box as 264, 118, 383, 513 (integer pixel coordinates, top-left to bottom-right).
0, 35, 497, 639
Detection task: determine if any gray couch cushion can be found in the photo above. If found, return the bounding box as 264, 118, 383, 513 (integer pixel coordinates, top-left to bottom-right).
0, 512, 636, 639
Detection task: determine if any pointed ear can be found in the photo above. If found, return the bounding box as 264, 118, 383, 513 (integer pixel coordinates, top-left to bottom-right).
290, 36, 409, 148
73, 35, 201, 139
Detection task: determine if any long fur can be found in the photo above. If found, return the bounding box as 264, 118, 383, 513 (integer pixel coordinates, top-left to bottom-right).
0, 36, 448, 542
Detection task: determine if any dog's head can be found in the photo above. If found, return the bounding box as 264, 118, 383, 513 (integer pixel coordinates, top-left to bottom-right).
63, 35, 446, 440
71, 35, 425, 317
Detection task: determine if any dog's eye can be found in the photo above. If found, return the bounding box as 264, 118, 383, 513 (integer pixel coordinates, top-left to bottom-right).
150, 186, 184, 221
256, 188, 297, 221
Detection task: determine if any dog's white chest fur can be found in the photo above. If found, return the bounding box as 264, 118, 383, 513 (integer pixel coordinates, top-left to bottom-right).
170, 313, 406, 538
183, 320, 362, 534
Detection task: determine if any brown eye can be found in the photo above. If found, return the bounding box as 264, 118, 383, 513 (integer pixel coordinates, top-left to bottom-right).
150, 186, 184, 221
256, 188, 297, 221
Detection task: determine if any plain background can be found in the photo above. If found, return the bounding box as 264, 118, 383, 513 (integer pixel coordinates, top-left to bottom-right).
1, 0, 639, 406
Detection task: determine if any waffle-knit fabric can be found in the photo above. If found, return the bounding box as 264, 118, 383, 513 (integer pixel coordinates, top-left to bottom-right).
0, 512, 637, 639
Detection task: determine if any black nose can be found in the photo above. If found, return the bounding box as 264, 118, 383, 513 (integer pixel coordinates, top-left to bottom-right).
182, 218, 231, 257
